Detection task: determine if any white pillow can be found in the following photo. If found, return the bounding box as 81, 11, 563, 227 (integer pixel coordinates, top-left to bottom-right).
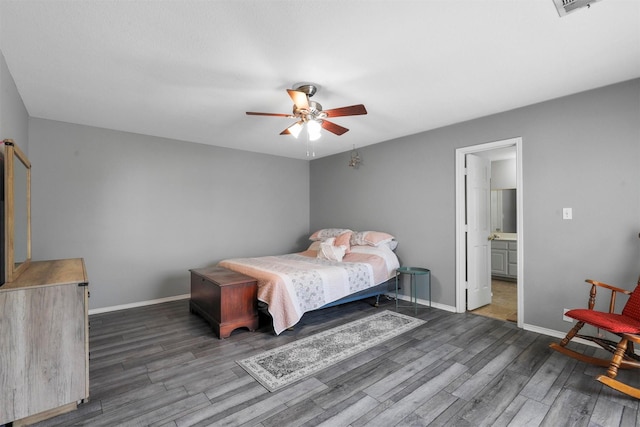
317, 237, 347, 262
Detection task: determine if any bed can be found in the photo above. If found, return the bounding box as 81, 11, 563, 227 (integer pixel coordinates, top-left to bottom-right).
218, 229, 400, 335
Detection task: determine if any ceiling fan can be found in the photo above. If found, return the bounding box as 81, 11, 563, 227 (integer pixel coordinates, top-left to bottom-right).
246, 84, 367, 141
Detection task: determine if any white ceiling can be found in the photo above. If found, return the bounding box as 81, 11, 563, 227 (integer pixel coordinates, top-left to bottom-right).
1, 1, 638, 160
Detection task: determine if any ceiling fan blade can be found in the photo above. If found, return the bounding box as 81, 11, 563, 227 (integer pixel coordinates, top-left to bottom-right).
287, 89, 310, 110
324, 104, 367, 118
246, 112, 294, 117
280, 121, 304, 137
321, 120, 349, 136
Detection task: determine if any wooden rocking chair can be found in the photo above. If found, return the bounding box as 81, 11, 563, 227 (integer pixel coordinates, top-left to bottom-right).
549, 279, 640, 399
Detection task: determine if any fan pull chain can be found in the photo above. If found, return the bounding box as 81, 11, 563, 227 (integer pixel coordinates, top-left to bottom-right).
306, 135, 315, 157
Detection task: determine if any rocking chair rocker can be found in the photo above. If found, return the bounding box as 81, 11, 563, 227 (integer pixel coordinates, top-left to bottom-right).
549, 279, 640, 399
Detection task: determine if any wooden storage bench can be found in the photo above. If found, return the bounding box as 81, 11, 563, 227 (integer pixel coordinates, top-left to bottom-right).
189, 266, 259, 339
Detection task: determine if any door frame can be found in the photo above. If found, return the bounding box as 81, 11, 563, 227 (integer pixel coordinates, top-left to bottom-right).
455, 137, 524, 326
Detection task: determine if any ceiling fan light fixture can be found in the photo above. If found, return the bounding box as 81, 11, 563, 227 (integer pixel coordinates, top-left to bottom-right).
307, 119, 322, 141
308, 101, 322, 116
288, 121, 303, 138
307, 119, 321, 133
309, 131, 321, 142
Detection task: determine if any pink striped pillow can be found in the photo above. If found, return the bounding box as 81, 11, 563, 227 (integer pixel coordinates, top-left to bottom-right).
351, 231, 395, 247
309, 228, 352, 241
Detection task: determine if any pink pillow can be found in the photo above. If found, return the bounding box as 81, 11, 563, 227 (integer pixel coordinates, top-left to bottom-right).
334, 231, 352, 254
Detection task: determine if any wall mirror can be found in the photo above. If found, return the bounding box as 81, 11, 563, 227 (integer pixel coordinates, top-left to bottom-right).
2, 139, 31, 283
490, 189, 517, 233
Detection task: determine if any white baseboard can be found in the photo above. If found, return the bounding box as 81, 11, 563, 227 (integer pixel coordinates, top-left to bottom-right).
392, 292, 607, 350
91, 293, 455, 316
89, 294, 190, 315
390, 293, 457, 313
89, 294, 635, 355
523, 323, 571, 340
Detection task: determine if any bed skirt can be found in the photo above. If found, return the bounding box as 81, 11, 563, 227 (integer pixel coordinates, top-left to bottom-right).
256, 278, 397, 332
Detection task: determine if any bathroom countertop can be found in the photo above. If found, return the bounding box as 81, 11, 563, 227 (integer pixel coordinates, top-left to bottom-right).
491, 233, 517, 241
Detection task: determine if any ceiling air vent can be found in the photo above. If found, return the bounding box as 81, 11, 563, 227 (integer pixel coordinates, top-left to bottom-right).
553, 0, 602, 17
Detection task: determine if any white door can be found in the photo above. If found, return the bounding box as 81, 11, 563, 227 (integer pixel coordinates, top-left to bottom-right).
466, 153, 492, 310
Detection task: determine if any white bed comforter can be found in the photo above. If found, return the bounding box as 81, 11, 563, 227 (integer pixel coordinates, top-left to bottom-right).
219, 245, 399, 334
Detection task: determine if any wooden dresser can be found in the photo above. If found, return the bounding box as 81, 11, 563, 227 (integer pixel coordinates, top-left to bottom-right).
0, 258, 89, 426
190, 266, 259, 339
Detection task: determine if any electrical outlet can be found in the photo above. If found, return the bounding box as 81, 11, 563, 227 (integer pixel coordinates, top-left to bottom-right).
563, 309, 573, 322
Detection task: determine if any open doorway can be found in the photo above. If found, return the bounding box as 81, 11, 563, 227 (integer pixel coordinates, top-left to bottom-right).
455, 138, 523, 327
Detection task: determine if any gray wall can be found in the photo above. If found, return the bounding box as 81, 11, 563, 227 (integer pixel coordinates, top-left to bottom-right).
0, 49, 29, 153
29, 119, 310, 309
7, 42, 640, 334
310, 79, 640, 332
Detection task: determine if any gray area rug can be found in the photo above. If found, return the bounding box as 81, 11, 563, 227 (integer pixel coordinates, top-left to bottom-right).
237, 310, 425, 391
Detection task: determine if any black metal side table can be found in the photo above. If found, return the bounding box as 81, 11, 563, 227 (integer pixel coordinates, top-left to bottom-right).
395, 267, 431, 314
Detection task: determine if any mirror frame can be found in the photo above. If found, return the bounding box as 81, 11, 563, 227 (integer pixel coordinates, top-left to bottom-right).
3, 139, 31, 282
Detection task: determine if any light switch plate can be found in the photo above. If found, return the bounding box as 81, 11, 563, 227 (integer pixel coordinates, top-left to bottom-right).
563, 208, 572, 220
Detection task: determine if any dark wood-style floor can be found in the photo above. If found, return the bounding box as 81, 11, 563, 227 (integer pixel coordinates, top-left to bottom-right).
29, 297, 639, 427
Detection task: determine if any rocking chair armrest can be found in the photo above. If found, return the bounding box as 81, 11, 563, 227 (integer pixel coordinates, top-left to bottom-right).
586, 279, 633, 295
584, 279, 632, 312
